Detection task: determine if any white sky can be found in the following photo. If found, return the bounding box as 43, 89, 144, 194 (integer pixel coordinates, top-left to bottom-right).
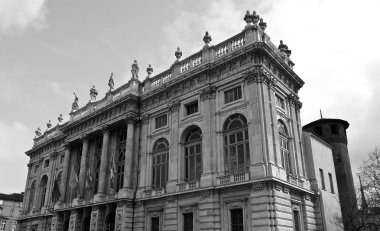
0, 0, 379, 194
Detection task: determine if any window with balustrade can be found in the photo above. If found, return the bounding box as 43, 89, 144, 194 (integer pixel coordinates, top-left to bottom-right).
28, 180, 36, 210
152, 138, 169, 189
116, 130, 127, 191
279, 121, 291, 175
223, 114, 250, 174
184, 127, 202, 182
39, 175, 48, 208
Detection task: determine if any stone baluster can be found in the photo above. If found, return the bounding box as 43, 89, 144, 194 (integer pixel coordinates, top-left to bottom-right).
97, 127, 110, 196
60, 144, 71, 201
78, 134, 89, 198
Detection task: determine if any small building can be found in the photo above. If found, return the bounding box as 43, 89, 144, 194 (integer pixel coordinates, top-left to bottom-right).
303, 132, 343, 231
0, 193, 23, 231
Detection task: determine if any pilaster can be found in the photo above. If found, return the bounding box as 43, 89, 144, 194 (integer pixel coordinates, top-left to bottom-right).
137, 114, 149, 197
199, 85, 217, 187
167, 99, 180, 192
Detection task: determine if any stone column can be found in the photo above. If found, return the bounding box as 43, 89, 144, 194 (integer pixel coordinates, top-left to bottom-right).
60, 144, 71, 201
45, 151, 58, 207
119, 116, 135, 198
167, 99, 180, 192
97, 127, 110, 196
199, 85, 216, 187
79, 135, 89, 198
23, 163, 32, 213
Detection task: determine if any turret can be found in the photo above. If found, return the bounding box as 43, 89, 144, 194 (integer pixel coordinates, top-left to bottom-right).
303, 118, 359, 230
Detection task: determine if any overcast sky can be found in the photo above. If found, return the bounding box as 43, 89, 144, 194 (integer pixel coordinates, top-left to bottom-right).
0, 0, 379, 194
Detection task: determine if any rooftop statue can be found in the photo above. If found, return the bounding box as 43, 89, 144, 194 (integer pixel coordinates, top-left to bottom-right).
72, 93, 79, 111
35, 127, 42, 137
47, 120, 52, 129
131, 60, 139, 79
108, 72, 115, 91
58, 114, 63, 124
90, 85, 98, 101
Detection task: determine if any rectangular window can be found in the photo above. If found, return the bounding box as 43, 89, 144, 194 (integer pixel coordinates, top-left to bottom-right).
151, 217, 160, 231
276, 95, 285, 110
44, 160, 50, 168
293, 209, 300, 231
183, 213, 193, 231
231, 209, 244, 231
319, 169, 326, 190
152, 153, 168, 189
224, 87, 242, 104
34, 165, 39, 173
329, 173, 334, 193
0, 200, 3, 205
155, 114, 167, 129
185, 101, 198, 116
60, 155, 64, 164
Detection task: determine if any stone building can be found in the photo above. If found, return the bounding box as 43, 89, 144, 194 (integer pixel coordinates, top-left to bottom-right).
19, 11, 351, 231
0, 193, 23, 231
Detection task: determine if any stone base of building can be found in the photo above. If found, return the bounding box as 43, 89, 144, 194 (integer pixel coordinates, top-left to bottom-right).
18, 180, 323, 231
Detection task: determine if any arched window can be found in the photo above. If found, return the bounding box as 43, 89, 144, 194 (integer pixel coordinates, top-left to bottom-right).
116, 130, 127, 191
184, 127, 202, 182
39, 175, 48, 208
152, 138, 169, 189
223, 114, 250, 174
279, 121, 291, 174
28, 180, 36, 210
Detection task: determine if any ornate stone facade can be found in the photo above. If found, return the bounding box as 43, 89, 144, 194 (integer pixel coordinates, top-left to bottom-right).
18, 11, 345, 231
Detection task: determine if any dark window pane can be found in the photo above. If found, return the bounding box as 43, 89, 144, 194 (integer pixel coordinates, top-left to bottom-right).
183, 213, 193, 231
151, 217, 160, 231
231, 209, 244, 231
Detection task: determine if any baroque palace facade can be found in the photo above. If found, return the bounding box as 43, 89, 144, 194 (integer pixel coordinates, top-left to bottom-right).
19, 11, 341, 231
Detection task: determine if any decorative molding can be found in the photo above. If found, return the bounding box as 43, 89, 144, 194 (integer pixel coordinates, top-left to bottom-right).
168, 99, 180, 113
251, 183, 264, 191
243, 65, 272, 85
199, 85, 217, 101
201, 190, 211, 198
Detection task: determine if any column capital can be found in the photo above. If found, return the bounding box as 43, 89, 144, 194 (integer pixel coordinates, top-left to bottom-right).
101, 125, 110, 134
243, 64, 272, 85
287, 93, 302, 111
80, 133, 89, 141
199, 84, 217, 101
168, 99, 180, 113
63, 142, 70, 149
125, 115, 138, 125
141, 113, 150, 124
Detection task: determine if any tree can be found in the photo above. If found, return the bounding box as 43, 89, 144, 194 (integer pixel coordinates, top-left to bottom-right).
360, 147, 380, 208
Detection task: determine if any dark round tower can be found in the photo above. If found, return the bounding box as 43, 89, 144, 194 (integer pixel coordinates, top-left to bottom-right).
303, 118, 359, 230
